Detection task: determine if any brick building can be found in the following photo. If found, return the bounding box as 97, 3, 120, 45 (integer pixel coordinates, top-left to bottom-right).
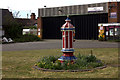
0, 9, 15, 37
16, 13, 37, 27
0, 9, 37, 37
16, 13, 37, 35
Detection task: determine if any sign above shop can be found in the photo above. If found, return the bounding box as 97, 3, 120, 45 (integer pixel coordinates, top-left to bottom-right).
98, 23, 120, 26
88, 7, 103, 12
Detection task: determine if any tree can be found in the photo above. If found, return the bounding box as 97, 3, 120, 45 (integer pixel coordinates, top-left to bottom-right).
13, 11, 21, 18
3, 15, 22, 39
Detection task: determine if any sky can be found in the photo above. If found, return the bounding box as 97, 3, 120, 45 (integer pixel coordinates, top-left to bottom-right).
0, 0, 120, 18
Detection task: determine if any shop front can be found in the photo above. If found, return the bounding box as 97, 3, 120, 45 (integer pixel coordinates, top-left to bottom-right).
98, 23, 120, 40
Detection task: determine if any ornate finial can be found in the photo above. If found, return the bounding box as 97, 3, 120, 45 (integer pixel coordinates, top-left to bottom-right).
67, 15, 69, 18
65, 15, 71, 22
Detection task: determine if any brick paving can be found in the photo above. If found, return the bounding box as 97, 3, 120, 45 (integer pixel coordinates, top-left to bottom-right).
2, 40, 119, 51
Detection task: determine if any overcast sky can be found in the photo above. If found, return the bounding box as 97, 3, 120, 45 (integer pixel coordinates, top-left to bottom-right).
0, 0, 119, 18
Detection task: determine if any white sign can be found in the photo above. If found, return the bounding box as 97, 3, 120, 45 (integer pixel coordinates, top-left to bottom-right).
23, 29, 30, 32
110, 12, 117, 18
88, 7, 103, 12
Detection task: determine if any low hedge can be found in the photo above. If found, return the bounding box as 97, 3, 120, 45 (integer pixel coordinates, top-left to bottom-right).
14, 34, 41, 42
108, 39, 120, 42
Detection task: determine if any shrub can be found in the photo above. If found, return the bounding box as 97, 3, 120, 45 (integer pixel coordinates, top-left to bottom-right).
37, 56, 62, 70
98, 36, 104, 41
3, 16, 22, 39
86, 54, 97, 62
36, 53, 104, 70
14, 34, 41, 42
24, 26, 37, 29
108, 39, 120, 42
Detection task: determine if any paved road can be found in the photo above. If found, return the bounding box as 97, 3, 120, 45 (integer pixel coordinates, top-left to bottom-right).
2, 40, 119, 51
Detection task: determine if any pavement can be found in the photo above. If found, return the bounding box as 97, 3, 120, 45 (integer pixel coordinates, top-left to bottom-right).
2, 39, 119, 51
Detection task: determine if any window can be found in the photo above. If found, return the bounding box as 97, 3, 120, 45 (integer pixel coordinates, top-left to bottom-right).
109, 28, 113, 36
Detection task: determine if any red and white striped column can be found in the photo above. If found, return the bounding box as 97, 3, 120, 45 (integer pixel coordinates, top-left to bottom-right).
58, 17, 76, 63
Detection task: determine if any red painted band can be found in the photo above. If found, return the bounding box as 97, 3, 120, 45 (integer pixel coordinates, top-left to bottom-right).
66, 31, 68, 48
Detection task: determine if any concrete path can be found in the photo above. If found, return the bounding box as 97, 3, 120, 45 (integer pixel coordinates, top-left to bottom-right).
2, 40, 119, 51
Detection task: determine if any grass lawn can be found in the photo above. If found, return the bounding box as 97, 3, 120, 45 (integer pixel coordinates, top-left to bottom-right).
2, 48, 118, 78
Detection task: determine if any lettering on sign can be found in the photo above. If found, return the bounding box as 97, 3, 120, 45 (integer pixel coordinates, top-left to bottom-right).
88, 7, 103, 12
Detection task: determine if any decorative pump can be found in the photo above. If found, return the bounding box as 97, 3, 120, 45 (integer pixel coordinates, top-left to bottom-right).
58, 16, 76, 63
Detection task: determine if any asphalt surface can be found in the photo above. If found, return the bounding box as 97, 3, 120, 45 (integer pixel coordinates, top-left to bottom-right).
2, 40, 119, 51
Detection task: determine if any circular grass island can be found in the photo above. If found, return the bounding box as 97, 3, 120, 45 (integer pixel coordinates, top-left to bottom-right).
34, 53, 106, 72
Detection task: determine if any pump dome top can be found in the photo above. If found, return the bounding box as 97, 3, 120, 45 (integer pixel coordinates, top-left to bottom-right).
65, 17, 71, 22
61, 17, 75, 31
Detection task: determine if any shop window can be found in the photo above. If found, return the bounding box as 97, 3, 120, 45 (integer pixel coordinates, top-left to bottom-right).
115, 28, 118, 35
106, 31, 108, 36
109, 28, 113, 36
30, 32, 33, 34
26, 32, 29, 34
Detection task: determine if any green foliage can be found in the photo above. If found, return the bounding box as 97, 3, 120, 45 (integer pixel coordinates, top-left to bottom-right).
3, 16, 22, 39
86, 53, 97, 62
14, 34, 41, 42
87, 62, 103, 68
108, 39, 120, 42
3, 22, 22, 39
37, 53, 104, 70
98, 36, 104, 41
24, 26, 37, 29
2, 48, 118, 78
37, 56, 62, 70
54, 60, 62, 70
